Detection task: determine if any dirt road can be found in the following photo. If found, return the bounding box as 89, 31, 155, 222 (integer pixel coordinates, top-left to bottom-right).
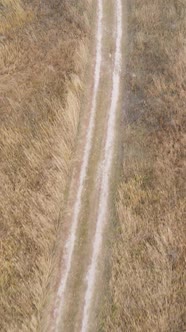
43, 1, 125, 331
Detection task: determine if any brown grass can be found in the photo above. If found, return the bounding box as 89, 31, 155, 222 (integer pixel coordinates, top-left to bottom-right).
0, 0, 91, 330
102, 0, 186, 331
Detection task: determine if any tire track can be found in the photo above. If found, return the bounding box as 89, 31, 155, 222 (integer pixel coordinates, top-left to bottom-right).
81, 0, 123, 330
51, 1, 103, 331
48, 0, 123, 330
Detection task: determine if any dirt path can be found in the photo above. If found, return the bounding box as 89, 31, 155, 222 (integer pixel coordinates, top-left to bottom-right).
43, 1, 124, 331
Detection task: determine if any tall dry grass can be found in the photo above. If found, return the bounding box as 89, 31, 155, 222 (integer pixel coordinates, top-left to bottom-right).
102, 0, 186, 331
0, 0, 91, 330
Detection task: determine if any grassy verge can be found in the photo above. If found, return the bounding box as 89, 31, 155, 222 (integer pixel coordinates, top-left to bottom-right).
0, 0, 91, 330
102, 0, 186, 331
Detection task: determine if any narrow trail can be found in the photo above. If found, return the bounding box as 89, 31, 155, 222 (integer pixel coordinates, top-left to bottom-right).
52, 2, 103, 331
81, 0, 122, 330
45, 1, 124, 331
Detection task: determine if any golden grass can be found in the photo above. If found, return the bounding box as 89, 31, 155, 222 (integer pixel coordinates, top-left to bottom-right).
102, 0, 186, 331
0, 0, 32, 33
0, 0, 91, 330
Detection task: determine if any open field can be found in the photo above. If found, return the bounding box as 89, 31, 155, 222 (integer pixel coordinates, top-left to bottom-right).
102, 0, 186, 331
1, 0, 185, 331
0, 0, 91, 330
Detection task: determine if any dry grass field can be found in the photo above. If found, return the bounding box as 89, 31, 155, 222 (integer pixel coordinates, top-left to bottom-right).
0, 0, 91, 330
102, 0, 186, 331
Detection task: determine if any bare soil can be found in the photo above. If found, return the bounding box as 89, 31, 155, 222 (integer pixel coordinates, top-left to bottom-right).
43, 0, 125, 331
